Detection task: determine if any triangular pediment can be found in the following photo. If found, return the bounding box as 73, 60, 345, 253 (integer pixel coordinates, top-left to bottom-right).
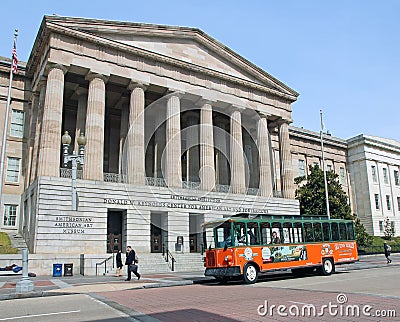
39, 16, 298, 98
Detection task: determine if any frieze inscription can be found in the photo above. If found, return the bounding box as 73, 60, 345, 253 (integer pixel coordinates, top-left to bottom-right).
54, 216, 94, 234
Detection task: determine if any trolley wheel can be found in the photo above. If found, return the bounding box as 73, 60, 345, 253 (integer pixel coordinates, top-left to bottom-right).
243, 263, 258, 284
319, 258, 335, 276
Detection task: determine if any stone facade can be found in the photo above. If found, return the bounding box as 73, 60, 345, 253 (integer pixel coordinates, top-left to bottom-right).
348, 135, 400, 236
0, 15, 395, 256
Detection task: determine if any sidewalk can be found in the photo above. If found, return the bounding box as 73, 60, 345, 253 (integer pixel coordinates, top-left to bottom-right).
0, 253, 398, 300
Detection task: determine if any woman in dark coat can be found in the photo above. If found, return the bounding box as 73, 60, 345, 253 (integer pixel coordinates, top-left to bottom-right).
115, 250, 123, 276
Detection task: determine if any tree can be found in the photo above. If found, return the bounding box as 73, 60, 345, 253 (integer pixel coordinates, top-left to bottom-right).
294, 164, 352, 219
383, 217, 394, 240
354, 217, 373, 247
295, 164, 372, 247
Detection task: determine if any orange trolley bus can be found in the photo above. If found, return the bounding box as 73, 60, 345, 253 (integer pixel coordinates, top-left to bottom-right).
203, 214, 358, 284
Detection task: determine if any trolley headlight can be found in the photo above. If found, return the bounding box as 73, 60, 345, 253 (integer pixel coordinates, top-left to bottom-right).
224, 255, 232, 265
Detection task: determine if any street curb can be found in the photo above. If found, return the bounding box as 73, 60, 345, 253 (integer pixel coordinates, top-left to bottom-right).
0, 280, 196, 301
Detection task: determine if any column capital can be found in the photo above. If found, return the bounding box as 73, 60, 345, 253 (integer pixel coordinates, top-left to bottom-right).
278, 117, 293, 125
196, 97, 216, 107
258, 112, 271, 119
228, 104, 246, 115
167, 89, 184, 99
128, 81, 148, 91
45, 63, 68, 75
85, 72, 109, 83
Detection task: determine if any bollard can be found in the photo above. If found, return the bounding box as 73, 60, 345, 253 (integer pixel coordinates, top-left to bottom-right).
16, 248, 34, 293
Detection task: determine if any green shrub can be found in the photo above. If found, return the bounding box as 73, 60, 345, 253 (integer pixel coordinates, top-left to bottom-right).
0, 232, 18, 254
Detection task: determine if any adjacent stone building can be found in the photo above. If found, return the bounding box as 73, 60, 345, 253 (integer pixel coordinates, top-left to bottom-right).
348, 135, 400, 236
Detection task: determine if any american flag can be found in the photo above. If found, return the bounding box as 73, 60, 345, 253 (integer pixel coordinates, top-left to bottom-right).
12, 40, 18, 74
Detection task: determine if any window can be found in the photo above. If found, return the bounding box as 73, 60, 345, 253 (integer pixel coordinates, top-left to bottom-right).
6, 157, 20, 183
379, 221, 384, 232
391, 221, 396, 235
10, 110, 24, 138
346, 222, 355, 240
383, 168, 388, 184
327, 164, 332, 171
339, 222, 347, 240
371, 166, 377, 183
313, 222, 322, 242
375, 194, 380, 210
331, 223, 340, 241
395, 171, 400, 186
322, 222, 331, 241
397, 197, 400, 211
3, 205, 17, 226
340, 167, 346, 185
386, 195, 391, 210
299, 160, 306, 176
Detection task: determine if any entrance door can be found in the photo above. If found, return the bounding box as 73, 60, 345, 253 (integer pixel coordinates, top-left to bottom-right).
189, 233, 197, 252
151, 224, 162, 253
107, 211, 123, 253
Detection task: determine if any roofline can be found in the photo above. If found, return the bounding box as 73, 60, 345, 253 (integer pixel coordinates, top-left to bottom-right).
29, 15, 299, 98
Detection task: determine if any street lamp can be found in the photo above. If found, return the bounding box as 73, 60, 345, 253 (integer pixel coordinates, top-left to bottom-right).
62, 131, 86, 211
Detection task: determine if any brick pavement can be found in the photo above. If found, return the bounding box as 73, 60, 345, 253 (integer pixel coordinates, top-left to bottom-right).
98, 284, 400, 322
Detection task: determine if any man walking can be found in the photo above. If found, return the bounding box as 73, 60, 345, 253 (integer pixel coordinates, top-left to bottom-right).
384, 241, 392, 264
125, 245, 141, 281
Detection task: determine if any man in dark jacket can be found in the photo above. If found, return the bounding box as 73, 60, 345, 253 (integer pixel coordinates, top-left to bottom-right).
125, 246, 141, 281
384, 241, 392, 264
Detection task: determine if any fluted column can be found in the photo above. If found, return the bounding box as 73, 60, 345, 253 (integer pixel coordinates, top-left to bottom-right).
200, 102, 215, 191
186, 114, 198, 182
215, 121, 229, 185
279, 120, 295, 198
153, 111, 165, 178
126, 82, 146, 185
37, 65, 66, 177
25, 93, 39, 187
83, 73, 107, 181
257, 116, 273, 197
165, 93, 182, 188
230, 109, 246, 194
74, 87, 87, 153
30, 80, 46, 183
119, 102, 128, 174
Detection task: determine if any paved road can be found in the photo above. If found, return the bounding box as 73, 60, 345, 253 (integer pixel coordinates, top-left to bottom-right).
98, 266, 400, 321
0, 294, 133, 322
0, 255, 399, 321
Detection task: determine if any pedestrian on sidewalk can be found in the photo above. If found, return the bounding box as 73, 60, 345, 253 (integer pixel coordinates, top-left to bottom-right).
125, 245, 141, 281
384, 241, 392, 264
115, 249, 123, 277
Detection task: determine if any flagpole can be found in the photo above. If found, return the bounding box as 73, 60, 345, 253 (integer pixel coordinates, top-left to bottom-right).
320, 109, 330, 219
0, 29, 18, 213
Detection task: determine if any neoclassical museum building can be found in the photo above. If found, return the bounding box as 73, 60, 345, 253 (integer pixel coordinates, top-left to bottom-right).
3, 16, 397, 261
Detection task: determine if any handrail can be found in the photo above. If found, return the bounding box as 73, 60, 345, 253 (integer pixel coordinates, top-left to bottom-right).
162, 243, 176, 271
95, 256, 112, 276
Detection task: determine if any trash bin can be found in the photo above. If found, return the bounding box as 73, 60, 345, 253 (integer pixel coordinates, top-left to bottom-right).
52, 263, 62, 277
64, 263, 73, 276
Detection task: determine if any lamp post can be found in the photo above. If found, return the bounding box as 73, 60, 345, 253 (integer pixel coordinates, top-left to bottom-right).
320, 110, 330, 219
62, 131, 86, 211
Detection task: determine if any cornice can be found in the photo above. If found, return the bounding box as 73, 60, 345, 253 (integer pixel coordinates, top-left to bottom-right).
42, 16, 299, 97
29, 19, 298, 104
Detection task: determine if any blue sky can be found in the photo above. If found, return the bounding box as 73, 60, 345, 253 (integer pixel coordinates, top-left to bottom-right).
1, 1, 399, 141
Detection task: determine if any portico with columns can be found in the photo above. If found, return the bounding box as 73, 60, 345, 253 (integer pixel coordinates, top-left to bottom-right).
21, 16, 299, 256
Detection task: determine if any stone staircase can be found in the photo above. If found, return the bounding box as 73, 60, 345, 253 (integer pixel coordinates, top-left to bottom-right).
172, 253, 205, 272
109, 252, 204, 275
136, 253, 172, 274
8, 233, 28, 253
